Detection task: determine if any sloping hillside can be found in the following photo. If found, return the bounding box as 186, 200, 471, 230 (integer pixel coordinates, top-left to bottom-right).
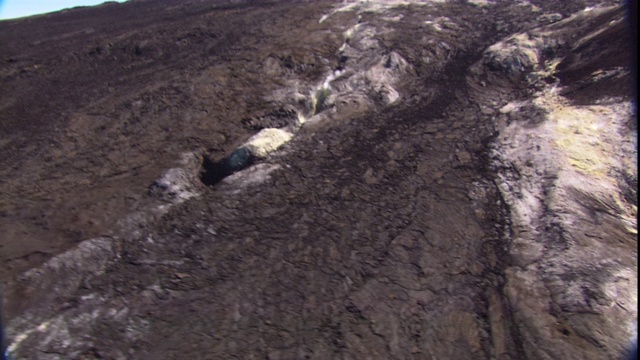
0, 0, 636, 359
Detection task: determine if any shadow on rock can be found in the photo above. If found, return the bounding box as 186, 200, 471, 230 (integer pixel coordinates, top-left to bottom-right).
200, 147, 255, 186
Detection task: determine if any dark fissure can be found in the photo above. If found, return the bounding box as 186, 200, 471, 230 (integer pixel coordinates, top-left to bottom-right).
200, 147, 255, 186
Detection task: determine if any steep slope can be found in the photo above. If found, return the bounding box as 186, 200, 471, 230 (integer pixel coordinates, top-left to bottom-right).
1, 0, 636, 359
0, 0, 341, 279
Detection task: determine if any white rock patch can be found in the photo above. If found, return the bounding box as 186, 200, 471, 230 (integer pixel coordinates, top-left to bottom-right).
221, 163, 282, 194
242, 128, 293, 158
153, 167, 200, 203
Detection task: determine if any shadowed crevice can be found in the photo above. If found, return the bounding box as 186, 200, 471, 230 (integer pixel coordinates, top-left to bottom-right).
200, 147, 255, 186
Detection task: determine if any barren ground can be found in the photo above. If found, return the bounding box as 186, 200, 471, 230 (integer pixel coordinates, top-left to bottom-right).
0, 0, 636, 359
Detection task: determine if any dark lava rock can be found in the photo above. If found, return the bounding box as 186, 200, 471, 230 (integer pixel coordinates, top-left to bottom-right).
0, 1, 636, 359
201, 147, 255, 186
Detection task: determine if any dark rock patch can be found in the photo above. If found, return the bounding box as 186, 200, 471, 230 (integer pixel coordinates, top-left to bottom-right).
200, 147, 255, 186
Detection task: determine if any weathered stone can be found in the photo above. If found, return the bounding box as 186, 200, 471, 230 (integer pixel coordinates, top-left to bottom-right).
242, 128, 294, 158
0, 1, 635, 360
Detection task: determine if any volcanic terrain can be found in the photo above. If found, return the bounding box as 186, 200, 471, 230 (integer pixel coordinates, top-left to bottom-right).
0, 0, 636, 359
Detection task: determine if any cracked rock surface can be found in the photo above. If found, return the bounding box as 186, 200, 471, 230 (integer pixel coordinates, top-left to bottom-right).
0, 0, 636, 359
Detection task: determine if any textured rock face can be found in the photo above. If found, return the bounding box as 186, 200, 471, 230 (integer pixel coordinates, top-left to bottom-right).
242, 128, 294, 158
0, 0, 635, 359
477, 6, 637, 359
